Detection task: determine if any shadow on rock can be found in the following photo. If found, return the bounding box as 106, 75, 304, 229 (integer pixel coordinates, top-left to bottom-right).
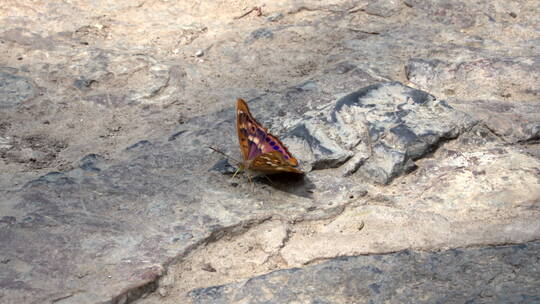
254, 172, 315, 198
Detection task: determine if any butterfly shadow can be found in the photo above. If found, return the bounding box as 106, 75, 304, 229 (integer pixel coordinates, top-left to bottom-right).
210, 158, 315, 198
253, 172, 315, 198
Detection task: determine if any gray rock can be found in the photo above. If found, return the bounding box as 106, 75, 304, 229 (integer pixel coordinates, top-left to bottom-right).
78, 153, 106, 172
406, 56, 540, 143
406, 57, 540, 103
189, 242, 540, 304
363, 0, 403, 17
404, 0, 479, 27
0, 136, 12, 150
51, 50, 183, 107
266, 13, 283, 22
73, 77, 97, 91
0, 0, 539, 303
245, 28, 274, 44
285, 82, 475, 184
125, 140, 152, 152
209, 158, 237, 175
0, 70, 35, 107
3, 71, 538, 303
452, 99, 540, 143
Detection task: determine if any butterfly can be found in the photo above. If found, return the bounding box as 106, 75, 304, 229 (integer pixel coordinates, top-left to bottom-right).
235, 98, 303, 176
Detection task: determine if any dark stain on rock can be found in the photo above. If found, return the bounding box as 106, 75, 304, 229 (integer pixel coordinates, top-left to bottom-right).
125, 140, 152, 151
169, 130, 187, 141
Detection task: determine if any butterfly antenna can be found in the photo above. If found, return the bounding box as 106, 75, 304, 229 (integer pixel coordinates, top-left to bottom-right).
208, 146, 242, 164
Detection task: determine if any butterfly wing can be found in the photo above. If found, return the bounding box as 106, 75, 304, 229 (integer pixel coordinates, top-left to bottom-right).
250, 151, 303, 174
236, 98, 260, 162
236, 98, 299, 166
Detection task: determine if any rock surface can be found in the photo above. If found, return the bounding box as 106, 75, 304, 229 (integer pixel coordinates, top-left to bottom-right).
284, 82, 475, 183
189, 242, 540, 304
0, 0, 539, 304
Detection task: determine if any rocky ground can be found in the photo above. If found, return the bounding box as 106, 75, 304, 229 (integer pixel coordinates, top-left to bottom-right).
0, 0, 539, 303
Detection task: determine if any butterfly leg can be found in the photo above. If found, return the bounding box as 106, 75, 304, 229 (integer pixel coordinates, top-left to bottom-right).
247, 173, 255, 192
231, 167, 242, 180
263, 175, 275, 186
246, 172, 255, 191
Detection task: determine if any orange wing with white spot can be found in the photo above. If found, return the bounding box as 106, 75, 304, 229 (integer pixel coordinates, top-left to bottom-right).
250, 151, 303, 174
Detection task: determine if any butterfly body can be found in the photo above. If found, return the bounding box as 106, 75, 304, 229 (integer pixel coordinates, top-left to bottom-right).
236, 98, 302, 175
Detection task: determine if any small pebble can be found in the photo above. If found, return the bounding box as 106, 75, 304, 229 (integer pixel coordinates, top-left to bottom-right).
195, 50, 204, 57
267, 13, 283, 22
158, 287, 169, 297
